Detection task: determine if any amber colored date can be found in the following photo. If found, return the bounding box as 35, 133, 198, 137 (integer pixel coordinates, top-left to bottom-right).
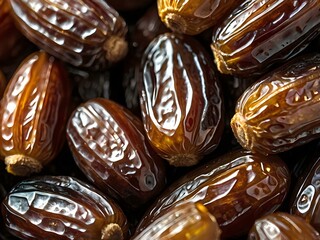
1, 176, 128, 240
8, 0, 128, 70
0, 51, 72, 176
132, 201, 221, 240
140, 33, 224, 167
212, 0, 320, 76
248, 212, 320, 239
290, 147, 320, 232
135, 149, 290, 239
157, 0, 239, 35
66, 98, 167, 210
231, 54, 320, 155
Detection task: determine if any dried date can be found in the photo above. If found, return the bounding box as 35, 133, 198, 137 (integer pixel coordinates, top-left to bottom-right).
158, 0, 239, 35
231, 54, 320, 155
66, 98, 167, 210
0, 51, 72, 176
248, 212, 320, 239
1, 176, 128, 240
135, 149, 290, 239
8, 0, 128, 70
212, 0, 320, 76
140, 33, 224, 167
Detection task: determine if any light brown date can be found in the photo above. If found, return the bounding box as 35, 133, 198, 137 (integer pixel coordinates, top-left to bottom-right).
135, 149, 290, 239
248, 212, 320, 240
66, 98, 167, 210
8, 0, 128, 70
212, 0, 320, 76
231, 54, 320, 155
0, 51, 72, 176
1, 176, 129, 240
140, 33, 224, 167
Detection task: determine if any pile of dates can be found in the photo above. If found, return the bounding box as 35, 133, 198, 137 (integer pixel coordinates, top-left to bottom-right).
1, 0, 320, 239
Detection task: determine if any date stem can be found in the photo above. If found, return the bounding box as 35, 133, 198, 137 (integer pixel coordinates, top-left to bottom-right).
4, 154, 42, 176
164, 13, 187, 34
104, 36, 128, 64
101, 223, 123, 240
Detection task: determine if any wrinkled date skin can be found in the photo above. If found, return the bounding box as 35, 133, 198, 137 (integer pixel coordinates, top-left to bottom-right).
66, 98, 167, 210
157, 0, 239, 35
0, 51, 72, 176
0, 0, 27, 64
212, 0, 320, 76
135, 149, 290, 239
231, 54, 320, 155
140, 33, 224, 167
248, 212, 320, 239
1, 176, 129, 240
8, 0, 128, 70
290, 148, 320, 232
133, 202, 221, 240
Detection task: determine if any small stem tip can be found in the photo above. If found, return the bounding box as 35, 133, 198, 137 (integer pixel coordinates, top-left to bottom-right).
104, 36, 128, 64
101, 223, 123, 240
5, 154, 42, 176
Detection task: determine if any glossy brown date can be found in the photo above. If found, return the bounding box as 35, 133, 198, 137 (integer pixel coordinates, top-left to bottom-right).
135, 149, 290, 239
231, 54, 320, 155
66, 98, 167, 210
0, 51, 72, 176
8, 0, 128, 70
132, 201, 221, 240
248, 212, 320, 239
1, 176, 128, 240
290, 147, 320, 232
140, 33, 224, 167
157, 0, 239, 35
212, 0, 320, 76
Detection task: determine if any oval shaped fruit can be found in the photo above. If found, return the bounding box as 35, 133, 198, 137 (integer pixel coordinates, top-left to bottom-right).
132, 201, 221, 240
0, 51, 72, 176
212, 0, 320, 76
140, 33, 224, 167
231, 54, 320, 155
248, 212, 320, 240
0, 0, 27, 64
290, 147, 320, 232
157, 0, 239, 35
135, 149, 290, 239
1, 176, 129, 240
66, 98, 167, 210
8, 0, 128, 70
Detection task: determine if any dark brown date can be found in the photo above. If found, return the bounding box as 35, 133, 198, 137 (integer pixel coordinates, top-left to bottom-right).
0, 0, 27, 64
140, 33, 224, 167
290, 146, 320, 232
66, 98, 167, 210
1, 176, 128, 240
212, 0, 320, 76
157, 0, 239, 35
248, 212, 320, 239
132, 201, 221, 240
8, 0, 128, 70
135, 149, 290, 239
0, 51, 72, 176
231, 54, 320, 155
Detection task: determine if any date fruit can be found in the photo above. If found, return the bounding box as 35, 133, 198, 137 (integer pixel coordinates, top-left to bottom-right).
212, 0, 320, 76
0, 51, 72, 176
140, 33, 224, 167
157, 0, 239, 35
1, 176, 128, 240
66, 98, 167, 210
135, 149, 290, 239
132, 201, 221, 240
8, 0, 128, 70
231, 54, 320, 155
248, 212, 320, 239
290, 147, 320, 232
